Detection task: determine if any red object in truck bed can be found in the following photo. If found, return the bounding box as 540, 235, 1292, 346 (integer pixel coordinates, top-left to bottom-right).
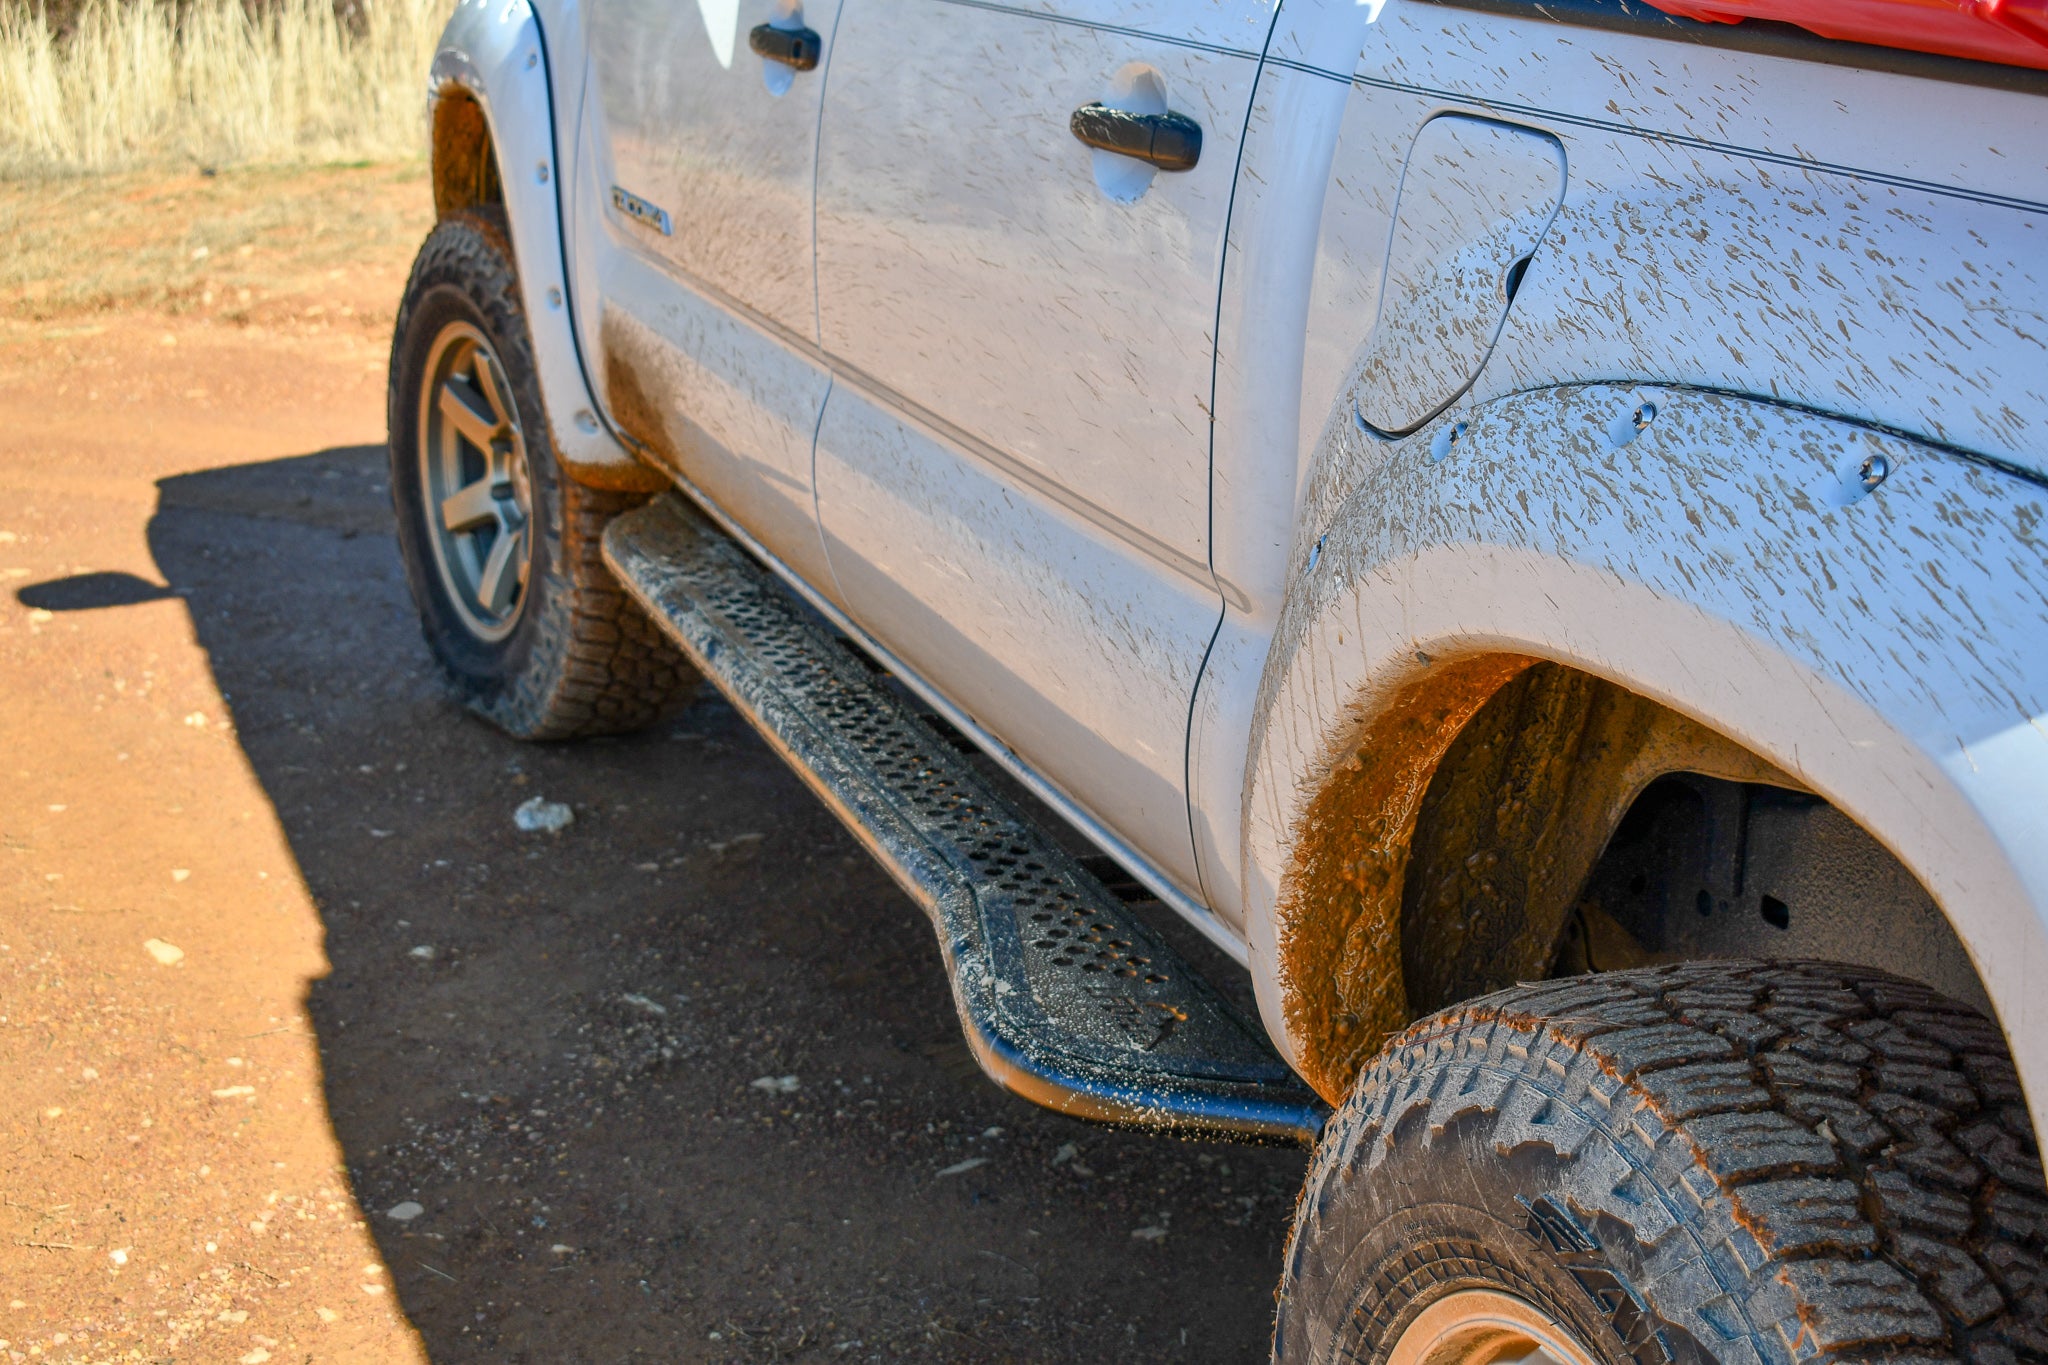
1640, 0, 2048, 70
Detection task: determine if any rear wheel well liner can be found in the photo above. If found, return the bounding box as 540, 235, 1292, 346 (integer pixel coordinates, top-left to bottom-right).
1270, 654, 1990, 1104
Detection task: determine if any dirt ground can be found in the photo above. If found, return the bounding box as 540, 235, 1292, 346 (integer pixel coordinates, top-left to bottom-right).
0, 165, 1308, 1362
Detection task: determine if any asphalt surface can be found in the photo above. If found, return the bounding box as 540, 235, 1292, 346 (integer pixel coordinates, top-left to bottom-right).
0, 283, 1307, 1361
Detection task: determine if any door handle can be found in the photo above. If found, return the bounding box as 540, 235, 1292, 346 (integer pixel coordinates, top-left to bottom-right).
1069, 103, 1201, 172
749, 22, 821, 71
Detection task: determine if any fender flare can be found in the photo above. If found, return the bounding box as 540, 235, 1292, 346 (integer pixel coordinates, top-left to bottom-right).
426, 0, 658, 489
1241, 381, 2048, 1140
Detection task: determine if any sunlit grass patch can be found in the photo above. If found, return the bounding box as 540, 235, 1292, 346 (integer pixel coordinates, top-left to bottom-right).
1, 0, 452, 177
0, 161, 432, 329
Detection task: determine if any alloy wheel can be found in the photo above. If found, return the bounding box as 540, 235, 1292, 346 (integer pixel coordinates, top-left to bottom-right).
416, 320, 533, 642
1386, 1289, 1602, 1365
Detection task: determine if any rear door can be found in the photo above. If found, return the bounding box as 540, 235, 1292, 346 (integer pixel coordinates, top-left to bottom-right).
811, 1, 1275, 893
580, 0, 842, 589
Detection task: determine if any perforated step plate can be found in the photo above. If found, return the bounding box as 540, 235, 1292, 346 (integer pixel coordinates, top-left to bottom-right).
604, 494, 1326, 1145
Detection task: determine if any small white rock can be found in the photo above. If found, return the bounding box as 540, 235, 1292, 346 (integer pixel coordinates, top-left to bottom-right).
386, 1201, 424, 1223
749, 1075, 799, 1094
621, 993, 667, 1016
513, 797, 574, 833
408, 945, 435, 961
550, 1244, 574, 1255
1131, 1225, 1168, 1242
143, 939, 184, 967
1050, 1143, 1078, 1167
183, 712, 207, 728
935, 1157, 990, 1179
171, 869, 191, 883
107, 1247, 130, 1265
211, 1085, 255, 1098
315, 1308, 339, 1323
240, 1348, 271, 1363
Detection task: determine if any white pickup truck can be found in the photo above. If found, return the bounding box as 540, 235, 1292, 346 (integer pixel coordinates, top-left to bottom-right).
386, 0, 2048, 1357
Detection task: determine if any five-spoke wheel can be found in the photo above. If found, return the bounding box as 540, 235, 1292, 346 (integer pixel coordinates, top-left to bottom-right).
417, 320, 532, 642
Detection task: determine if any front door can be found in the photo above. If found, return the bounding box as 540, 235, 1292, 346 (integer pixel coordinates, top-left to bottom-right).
582, 0, 842, 588
811, 0, 1276, 894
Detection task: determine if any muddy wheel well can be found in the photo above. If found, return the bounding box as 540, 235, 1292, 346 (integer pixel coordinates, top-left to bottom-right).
1278, 658, 1985, 1103
431, 89, 504, 221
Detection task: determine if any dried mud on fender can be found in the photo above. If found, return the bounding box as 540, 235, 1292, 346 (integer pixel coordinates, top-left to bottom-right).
1276, 653, 1534, 1103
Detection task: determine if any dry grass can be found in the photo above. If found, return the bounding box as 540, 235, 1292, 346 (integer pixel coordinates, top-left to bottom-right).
0, 0, 452, 177
0, 161, 432, 330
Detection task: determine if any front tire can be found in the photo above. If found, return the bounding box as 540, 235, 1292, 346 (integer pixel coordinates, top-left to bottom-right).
387, 210, 693, 739
1276, 961, 2045, 1365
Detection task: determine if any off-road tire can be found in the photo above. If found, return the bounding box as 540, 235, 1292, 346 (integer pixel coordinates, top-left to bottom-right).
387, 209, 694, 739
1276, 960, 2046, 1365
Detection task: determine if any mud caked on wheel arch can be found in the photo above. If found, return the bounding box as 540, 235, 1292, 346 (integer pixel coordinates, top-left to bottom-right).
1276, 961, 2046, 1365
387, 209, 695, 738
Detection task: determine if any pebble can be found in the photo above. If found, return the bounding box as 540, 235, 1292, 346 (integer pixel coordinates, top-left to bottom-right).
1131, 1226, 1168, 1242
750, 1075, 799, 1094
621, 993, 667, 1016
935, 1157, 990, 1179
386, 1201, 424, 1222
513, 797, 574, 833
143, 939, 185, 967
408, 945, 435, 961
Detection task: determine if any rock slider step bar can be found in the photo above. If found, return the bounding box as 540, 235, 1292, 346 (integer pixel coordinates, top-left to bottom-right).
603, 494, 1326, 1145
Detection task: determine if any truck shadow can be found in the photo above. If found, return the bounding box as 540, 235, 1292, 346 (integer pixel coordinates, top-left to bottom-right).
117, 443, 1306, 1363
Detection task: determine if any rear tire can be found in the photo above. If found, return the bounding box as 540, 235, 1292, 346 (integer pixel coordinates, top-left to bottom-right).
387, 210, 694, 739
1276, 961, 2046, 1365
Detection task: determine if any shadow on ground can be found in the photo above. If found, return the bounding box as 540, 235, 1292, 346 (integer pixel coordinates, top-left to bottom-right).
80, 443, 1308, 1362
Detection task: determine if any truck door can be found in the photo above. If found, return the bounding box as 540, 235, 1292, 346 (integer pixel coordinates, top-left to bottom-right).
810, 1, 1275, 898
580, 0, 842, 590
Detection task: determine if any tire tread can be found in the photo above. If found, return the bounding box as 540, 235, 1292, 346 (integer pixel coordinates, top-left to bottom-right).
1282, 962, 2046, 1365
387, 209, 695, 740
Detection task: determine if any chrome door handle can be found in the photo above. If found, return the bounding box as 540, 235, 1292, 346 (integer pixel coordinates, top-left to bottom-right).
749, 22, 821, 70
1069, 103, 1201, 172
